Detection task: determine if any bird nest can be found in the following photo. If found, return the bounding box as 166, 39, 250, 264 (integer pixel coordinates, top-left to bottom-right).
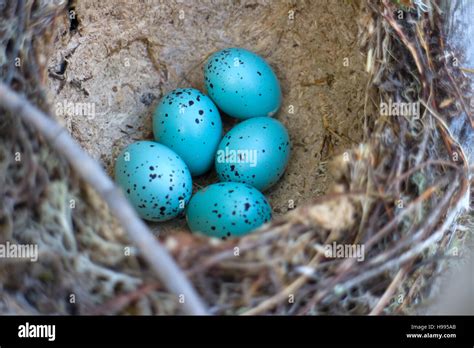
0, 0, 472, 315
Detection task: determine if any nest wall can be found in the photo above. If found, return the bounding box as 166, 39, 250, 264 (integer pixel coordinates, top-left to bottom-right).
0, 0, 472, 315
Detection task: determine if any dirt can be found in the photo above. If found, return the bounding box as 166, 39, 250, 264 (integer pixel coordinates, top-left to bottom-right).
47, 0, 368, 234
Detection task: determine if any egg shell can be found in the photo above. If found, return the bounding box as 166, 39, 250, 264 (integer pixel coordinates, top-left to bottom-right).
215, 117, 291, 191
115, 141, 192, 222
204, 48, 282, 119
186, 182, 272, 239
153, 88, 223, 176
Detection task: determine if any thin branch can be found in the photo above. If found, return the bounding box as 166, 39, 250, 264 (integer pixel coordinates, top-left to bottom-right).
369, 264, 408, 315
0, 83, 208, 315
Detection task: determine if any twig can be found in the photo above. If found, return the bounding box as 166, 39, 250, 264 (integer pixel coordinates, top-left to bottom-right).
382, 0, 429, 97
333, 185, 467, 294
87, 283, 160, 315
241, 253, 321, 315
0, 83, 208, 315
370, 265, 408, 315
460, 67, 474, 74
243, 231, 338, 315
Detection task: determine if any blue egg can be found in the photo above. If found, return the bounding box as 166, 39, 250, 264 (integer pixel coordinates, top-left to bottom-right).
215, 117, 290, 191
115, 141, 192, 222
204, 48, 282, 119
153, 88, 223, 176
186, 182, 272, 239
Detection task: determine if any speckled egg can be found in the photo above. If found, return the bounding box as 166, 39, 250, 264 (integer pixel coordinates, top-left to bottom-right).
186, 182, 272, 239
153, 88, 223, 176
215, 117, 290, 191
204, 48, 282, 119
115, 141, 192, 222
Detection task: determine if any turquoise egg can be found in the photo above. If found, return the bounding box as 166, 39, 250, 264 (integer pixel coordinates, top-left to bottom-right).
115, 141, 192, 222
153, 88, 223, 176
204, 48, 282, 119
186, 182, 272, 239
215, 117, 290, 191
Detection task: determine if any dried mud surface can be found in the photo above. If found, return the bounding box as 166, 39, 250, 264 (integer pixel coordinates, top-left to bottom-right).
47, 0, 367, 234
